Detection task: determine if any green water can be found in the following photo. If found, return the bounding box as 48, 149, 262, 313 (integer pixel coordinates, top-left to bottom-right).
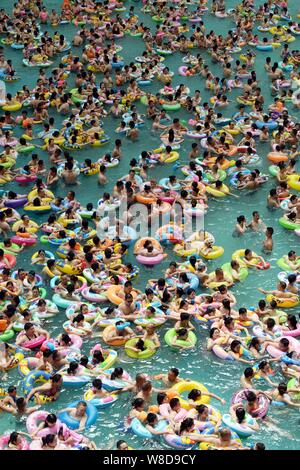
0, 0, 299, 450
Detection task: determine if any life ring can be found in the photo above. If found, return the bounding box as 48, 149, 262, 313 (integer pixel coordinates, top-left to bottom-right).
63, 320, 92, 336
0, 434, 29, 450
106, 285, 138, 306
265, 294, 299, 309
16, 333, 46, 349
83, 389, 118, 408
231, 389, 270, 418
267, 152, 288, 163
287, 174, 300, 191
58, 401, 97, 429
22, 371, 53, 403
199, 246, 224, 260
102, 324, 127, 346
164, 328, 197, 349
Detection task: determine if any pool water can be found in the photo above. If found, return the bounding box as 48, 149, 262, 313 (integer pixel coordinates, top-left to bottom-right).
0, 0, 300, 450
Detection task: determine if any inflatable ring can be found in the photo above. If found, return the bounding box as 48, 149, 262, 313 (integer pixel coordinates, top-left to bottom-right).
83, 389, 118, 408
22, 370, 53, 403
199, 245, 224, 260
265, 294, 299, 309
106, 285, 138, 306
232, 249, 270, 270
63, 320, 92, 336
206, 184, 230, 198
167, 381, 210, 410
164, 328, 197, 349
278, 217, 300, 231
231, 389, 269, 418
221, 413, 256, 438
130, 417, 167, 439
31, 251, 55, 265
124, 338, 157, 359
287, 174, 300, 191
58, 401, 97, 429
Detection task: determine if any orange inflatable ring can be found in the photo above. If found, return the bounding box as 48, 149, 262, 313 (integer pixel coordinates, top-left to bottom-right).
102, 324, 127, 346
267, 152, 289, 163
227, 146, 238, 157
16, 232, 32, 238
197, 182, 207, 193
133, 237, 163, 255
106, 285, 138, 305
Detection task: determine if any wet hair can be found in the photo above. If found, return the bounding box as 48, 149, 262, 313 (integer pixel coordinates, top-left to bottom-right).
157, 393, 167, 405
42, 434, 56, 447
188, 389, 201, 401
235, 407, 246, 424
132, 397, 145, 409
244, 367, 254, 379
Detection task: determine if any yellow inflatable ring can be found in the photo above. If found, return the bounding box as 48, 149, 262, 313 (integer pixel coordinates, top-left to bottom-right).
232, 249, 268, 269
56, 262, 82, 275
266, 294, 299, 309
287, 174, 300, 191
42, 266, 57, 278
24, 204, 51, 213
199, 245, 224, 260
28, 189, 54, 202
173, 240, 204, 257
206, 184, 230, 198
167, 381, 210, 410
2, 101, 22, 112
12, 219, 39, 233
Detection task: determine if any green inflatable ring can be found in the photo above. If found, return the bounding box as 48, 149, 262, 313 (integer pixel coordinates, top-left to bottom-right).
164, 328, 197, 348
278, 217, 300, 231
276, 257, 295, 272
13, 313, 40, 332
69, 88, 85, 104
152, 15, 164, 23
262, 311, 287, 324
0, 160, 15, 169
288, 378, 300, 400
221, 262, 248, 282
40, 235, 50, 244
20, 289, 47, 309
124, 338, 157, 359
0, 242, 22, 254
268, 165, 279, 177
140, 95, 149, 106
16, 145, 35, 154
157, 49, 173, 56
162, 103, 181, 111
206, 169, 227, 182
130, 32, 142, 37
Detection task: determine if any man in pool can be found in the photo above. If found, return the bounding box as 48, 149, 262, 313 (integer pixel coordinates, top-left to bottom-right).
60, 401, 88, 431
153, 368, 190, 387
